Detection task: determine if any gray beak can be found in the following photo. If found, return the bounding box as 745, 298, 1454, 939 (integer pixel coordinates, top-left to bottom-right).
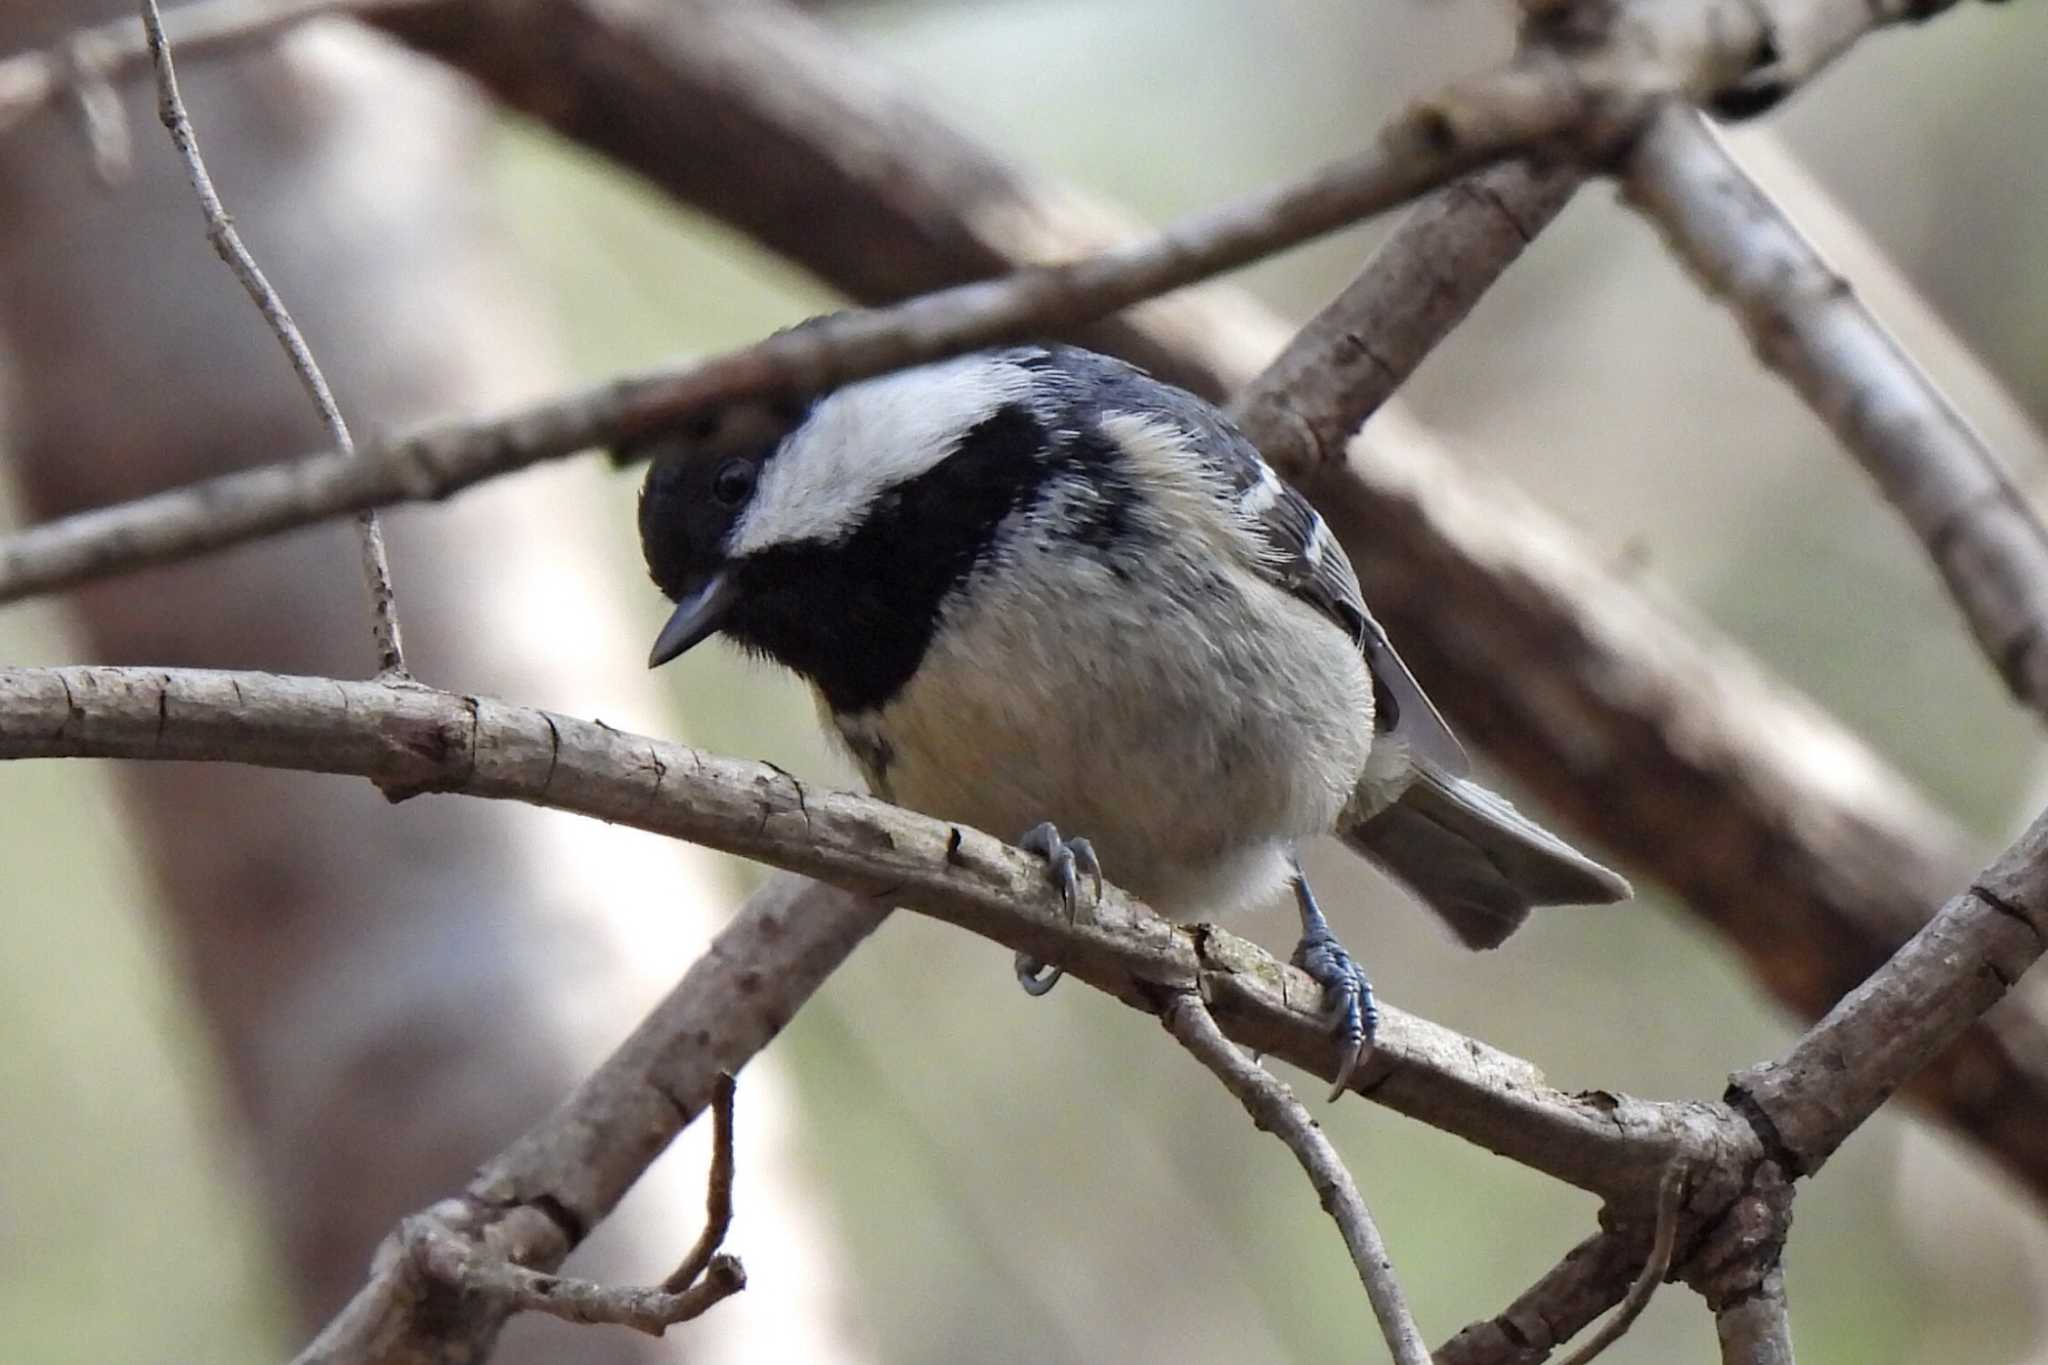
648, 571, 739, 668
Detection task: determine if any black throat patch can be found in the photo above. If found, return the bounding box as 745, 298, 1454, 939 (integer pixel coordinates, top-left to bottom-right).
722, 402, 1058, 713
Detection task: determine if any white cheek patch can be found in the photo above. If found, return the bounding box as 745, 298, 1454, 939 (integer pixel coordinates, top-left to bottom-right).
728, 353, 1043, 555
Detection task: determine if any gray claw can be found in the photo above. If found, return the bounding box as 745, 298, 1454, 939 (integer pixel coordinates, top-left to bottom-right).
1018, 821, 1101, 923
1014, 822, 1104, 999
1014, 952, 1064, 996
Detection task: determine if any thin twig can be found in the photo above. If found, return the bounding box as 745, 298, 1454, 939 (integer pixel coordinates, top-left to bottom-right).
138, 0, 407, 677
1555, 1165, 1687, 1365
407, 1220, 745, 1337
663, 1072, 737, 1293
0, 0, 419, 134
1163, 991, 1430, 1365
397, 1068, 746, 1340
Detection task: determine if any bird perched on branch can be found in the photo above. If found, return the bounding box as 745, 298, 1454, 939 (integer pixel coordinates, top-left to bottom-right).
639, 344, 1628, 1092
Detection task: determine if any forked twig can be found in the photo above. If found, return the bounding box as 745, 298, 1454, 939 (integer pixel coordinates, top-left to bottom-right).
384, 1073, 747, 1345
407, 1225, 743, 1337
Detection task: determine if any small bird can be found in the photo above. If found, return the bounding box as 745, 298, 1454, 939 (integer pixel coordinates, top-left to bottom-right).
639, 344, 1628, 1090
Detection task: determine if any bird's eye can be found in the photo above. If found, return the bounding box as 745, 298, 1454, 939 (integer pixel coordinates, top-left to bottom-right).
711, 458, 756, 508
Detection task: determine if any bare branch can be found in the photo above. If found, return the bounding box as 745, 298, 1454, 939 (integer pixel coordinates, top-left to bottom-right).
8, 0, 1988, 604
18, 0, 2034, 1357
297, 875, 886, 1365
136, 0, 406, 675
1712, 1270, 1796, 1365
0, 662, 1732, 1202
1163, 992, 1429, 1365
3, 0, 2039, 1217
1626, 105, 2048, 717
1230, 158, 1584, 465
1733, 810, 2048, 1175
1436, 1229, 1640, 1365
0, 102, 1557, 605
24, 661, 2044, 1361
1555, 1166, 1685, 1365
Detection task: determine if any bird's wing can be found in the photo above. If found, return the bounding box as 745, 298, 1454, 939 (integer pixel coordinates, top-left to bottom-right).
1066, 346, 1469, 774
1211, 423, 1470, 775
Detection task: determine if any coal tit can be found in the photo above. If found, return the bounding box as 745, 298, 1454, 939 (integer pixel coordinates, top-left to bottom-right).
640, 345, 1629, 1088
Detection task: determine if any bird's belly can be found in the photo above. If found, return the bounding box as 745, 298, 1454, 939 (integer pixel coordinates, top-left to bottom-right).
830, 566, 1375, 917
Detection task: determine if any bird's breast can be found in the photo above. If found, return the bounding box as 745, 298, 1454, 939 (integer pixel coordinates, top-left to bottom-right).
827, 547, 1375, 917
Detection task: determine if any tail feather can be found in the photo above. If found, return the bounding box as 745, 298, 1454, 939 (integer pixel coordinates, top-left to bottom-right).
1342, 761, 1630, 949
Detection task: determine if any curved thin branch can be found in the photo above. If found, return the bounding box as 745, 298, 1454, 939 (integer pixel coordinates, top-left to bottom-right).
407, 1225, 743, 1338
1164, 992, 1429, 1365
1555, 1165, 1685, 1365
664, 1072, 738, 1294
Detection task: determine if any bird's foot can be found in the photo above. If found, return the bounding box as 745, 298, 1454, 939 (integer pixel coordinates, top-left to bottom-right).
1290, 872, 1378, 1100
1013, 822, 1103, 997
